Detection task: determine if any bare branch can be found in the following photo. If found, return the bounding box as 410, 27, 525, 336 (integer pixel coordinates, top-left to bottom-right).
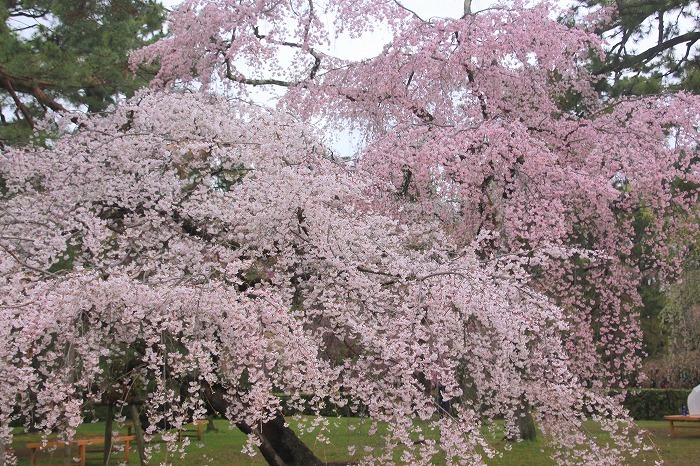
392, 1, 425, 22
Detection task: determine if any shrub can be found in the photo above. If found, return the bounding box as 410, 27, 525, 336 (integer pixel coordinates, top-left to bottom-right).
621, 389, 691, 420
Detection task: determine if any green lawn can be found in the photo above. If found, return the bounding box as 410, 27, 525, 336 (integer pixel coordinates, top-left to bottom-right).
10, 417, 699, 465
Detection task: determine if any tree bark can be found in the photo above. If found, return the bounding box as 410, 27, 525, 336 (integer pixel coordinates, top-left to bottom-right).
63, 443, 72, 466
597, 31, 700, 74
201, 383, 332, 466
130, 404, 147, 466
506, 397, 536, 441
103, 404, 113, 466
0, 77, 34, 128
206, 415, 219, 432
463, 0, 472, 17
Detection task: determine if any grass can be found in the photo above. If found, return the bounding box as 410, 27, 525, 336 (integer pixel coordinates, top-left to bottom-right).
9, 417, 699, 465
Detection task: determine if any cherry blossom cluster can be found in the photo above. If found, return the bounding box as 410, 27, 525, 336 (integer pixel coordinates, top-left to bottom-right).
3, 0, 698, 464
0, 90, 651, 464
132, 0, 700, 388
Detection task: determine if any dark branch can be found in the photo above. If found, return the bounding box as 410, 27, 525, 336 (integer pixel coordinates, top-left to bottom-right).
0, 66, 67, 115
1, 77, 34, 127
598, 30, 700, 74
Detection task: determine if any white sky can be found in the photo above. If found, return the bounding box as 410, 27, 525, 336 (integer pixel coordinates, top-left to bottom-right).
158, 1, 499, 60
160, 0, 490, 17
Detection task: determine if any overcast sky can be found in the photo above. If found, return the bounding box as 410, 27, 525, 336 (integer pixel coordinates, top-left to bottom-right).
160, 0, 493, 18
157, 0, 500, 61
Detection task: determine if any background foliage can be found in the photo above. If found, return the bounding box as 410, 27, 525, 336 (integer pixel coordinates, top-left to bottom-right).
0, 0, 165, 145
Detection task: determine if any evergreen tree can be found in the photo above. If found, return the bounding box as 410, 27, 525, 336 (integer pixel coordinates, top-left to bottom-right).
0, 0, 165, 145
573, 0, 700, 96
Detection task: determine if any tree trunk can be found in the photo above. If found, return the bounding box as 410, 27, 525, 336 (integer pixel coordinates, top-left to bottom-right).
506, 397, 536, 441
103, 404, 114, 466
201, 384, 328, 466
129, 404, 147, 466
206, 415, 219, 433
63, 443, 72, 466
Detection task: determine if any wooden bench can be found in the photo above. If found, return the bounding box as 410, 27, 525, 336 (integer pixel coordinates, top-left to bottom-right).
26, 435, 134, 466
177, 419, 206, 441
663, 415, 700, 436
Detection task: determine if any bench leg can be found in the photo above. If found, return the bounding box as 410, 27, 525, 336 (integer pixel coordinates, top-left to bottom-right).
669, 420, 676, 436
124, 439, 131, 461
79, 443, 86, 466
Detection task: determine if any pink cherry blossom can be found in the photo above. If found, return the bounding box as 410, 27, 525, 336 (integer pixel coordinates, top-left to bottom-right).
3, 0, 698, 464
